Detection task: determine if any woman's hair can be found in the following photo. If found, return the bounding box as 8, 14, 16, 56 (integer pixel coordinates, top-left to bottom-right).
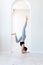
23, 47, 27, 51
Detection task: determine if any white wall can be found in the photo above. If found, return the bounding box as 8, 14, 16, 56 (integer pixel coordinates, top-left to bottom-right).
0, 0, 13, 53
0, 0, 43, 53
29, 0, 43, 53
0, 1, 2, 52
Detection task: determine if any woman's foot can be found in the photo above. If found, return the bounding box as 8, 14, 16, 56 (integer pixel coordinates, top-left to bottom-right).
11, 33, 16, 35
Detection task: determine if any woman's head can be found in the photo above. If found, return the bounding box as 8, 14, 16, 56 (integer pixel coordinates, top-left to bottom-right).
23, 47, 27, 51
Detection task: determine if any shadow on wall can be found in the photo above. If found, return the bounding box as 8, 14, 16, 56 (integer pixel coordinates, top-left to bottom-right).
0, 36, 2, 53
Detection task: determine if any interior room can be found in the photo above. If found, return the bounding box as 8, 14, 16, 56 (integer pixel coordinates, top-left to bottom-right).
0, 0, 43, 65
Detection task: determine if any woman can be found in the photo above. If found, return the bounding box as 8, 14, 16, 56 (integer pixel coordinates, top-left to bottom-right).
11, 16, 29, 54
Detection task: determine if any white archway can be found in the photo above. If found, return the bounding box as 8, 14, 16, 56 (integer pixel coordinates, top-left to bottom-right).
11, 0, 31, 54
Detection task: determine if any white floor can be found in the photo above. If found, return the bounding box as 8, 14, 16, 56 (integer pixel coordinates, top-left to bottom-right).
0, 52, 43, 65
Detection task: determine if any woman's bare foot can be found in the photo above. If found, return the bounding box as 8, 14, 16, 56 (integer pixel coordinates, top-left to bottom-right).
11, 33, 16, 35
26, 16, 30, 21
